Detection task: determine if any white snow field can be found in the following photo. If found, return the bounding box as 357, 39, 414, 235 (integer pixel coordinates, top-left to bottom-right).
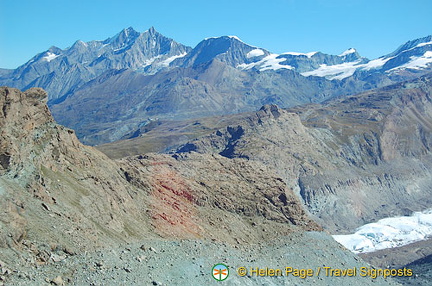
333, 209, 432, 253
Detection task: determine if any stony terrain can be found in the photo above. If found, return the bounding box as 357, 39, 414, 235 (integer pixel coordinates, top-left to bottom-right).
94, 74, 432, 285
170, 74, 432, 234
0, 86, 404, 285
359, 237, 432, 286
3, 232, 401, 286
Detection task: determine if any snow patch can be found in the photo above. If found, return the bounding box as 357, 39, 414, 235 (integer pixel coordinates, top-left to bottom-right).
302, 56, 394, 80
43, 52, 60, 62
203, 35, 245, 44
333, 209, 432, 254
158, 53, 187, 67
238, 54, 293, 71
113, 44, 126, 52
339, 48, 357, 57
394, 51, 432, 70
361, 57, 393, 70
228, 35, 241, 41
246, 49, 265, 58
301, 61, 361, 80
141, 55, 163, 67
416, 41, 432, 48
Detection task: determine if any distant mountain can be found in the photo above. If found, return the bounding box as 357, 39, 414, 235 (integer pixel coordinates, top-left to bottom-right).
0, 27, 191, 103
176, 36, 271, 68
1, 28, 431, 145
49, 62, 347, 144
301, 35, 432, 80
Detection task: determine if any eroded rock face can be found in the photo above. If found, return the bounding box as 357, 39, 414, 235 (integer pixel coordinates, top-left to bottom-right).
0, 87, 321, 267
176, 74, 432, 233
119, 153, 321, 242
0, 87, 155, 253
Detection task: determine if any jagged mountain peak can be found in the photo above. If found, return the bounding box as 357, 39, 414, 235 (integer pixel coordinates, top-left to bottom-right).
338, 47, 362, 62
124, 26, 138, 34
147, 26, 157, 35
69, 39, 90, 53
3, 27, 192, 102
179, 34, 270, 68
339, 48, 357, 56
104, 27, 141, 48
387, 35, 432, 58
46, 45, 63, 55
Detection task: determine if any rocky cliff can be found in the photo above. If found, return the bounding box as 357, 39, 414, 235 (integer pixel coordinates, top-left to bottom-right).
0, 87, 338, 286
0, 86, 402, 285
0, 87, 155, 254
175, 74, 432, 233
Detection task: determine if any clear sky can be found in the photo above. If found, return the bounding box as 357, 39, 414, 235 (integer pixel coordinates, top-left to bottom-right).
1, 0, 431, 69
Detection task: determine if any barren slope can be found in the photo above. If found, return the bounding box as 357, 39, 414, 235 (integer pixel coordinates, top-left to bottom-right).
2, 87, 389, 286
173, 74, 432, 233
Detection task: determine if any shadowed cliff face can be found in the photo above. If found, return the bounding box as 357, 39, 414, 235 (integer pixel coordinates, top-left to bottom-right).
175, 74, 432, 233
0, 87, 321, 270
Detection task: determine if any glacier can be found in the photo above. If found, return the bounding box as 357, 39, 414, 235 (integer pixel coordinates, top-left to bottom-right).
333, 209, 432, 254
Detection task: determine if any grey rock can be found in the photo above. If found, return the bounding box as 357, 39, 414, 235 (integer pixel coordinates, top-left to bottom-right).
51, 275, 64, 285
1, 30, 431, 146
175, 74, 432, 233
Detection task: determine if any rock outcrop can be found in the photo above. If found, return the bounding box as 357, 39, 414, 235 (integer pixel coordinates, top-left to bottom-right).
0, 87, 155, 255
176, 74, 432, 233
0, 87, 321, 270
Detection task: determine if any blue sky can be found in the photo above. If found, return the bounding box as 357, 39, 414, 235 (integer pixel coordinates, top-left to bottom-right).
1, 0, 431, 69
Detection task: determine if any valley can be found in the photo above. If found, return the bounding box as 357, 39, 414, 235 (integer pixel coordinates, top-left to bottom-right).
1, 26, 432, 285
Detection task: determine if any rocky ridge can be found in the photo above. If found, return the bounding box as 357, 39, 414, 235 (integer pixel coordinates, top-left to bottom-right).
0, 27, 191, 103
174, 73, 432, 233
1, 29, 431, 145
3, 87, 400, 286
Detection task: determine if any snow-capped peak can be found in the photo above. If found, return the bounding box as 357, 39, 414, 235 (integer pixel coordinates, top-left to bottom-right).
228, 35, 241, 41
339, 48, 357, 57
203, 35, 243, 42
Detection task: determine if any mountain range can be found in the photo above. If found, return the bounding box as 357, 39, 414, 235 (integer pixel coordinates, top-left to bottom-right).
2, 27, 432, 285
2, 86, 394, 286
0, 27, 431, 145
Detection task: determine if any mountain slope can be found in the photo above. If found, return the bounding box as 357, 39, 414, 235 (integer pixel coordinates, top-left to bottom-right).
50, 60, 346, 145
173, 73, 432, 233
176, 35, 271, 68
0, 87, 332, 278
0, 27, 191, 103
1, 29, 431, 146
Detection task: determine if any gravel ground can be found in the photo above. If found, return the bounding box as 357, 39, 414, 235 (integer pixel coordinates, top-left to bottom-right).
2, 232, 402, 286
396, 254, 432, 286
